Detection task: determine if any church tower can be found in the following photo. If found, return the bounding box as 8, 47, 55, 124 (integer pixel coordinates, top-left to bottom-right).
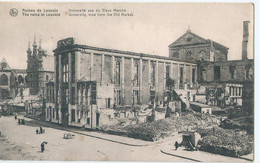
33, 35, 38, 56
27, 40, 32, 69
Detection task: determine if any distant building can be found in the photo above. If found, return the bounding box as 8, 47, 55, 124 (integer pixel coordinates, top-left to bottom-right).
26, 36, 54, 96
0, 58, 27, 100
169, 29, 229, 62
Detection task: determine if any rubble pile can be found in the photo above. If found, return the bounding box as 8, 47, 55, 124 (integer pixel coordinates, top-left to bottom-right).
220, 116, 253, 134
101, 113, 218, 141
197, 127, 253, 157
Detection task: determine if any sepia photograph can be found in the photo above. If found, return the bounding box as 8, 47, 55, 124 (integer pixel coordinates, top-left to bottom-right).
0, 2, 255, 162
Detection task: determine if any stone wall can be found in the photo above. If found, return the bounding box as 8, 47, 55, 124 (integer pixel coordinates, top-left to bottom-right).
198, 59, 254, 83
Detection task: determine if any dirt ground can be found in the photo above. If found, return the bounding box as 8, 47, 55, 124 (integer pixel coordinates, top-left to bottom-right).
0, 116, 184, 161
0, 116, 252, 161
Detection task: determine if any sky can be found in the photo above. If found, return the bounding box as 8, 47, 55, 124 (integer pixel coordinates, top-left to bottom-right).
0, 2, 254, 69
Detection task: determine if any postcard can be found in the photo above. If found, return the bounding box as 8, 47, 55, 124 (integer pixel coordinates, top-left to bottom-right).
0, 2, 254, 162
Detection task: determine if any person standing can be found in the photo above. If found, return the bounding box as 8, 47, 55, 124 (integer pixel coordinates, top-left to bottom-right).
41, 142, 45, 152
14, 113, 17, 120
174, 141, 179, 150
40, 126, 43, 134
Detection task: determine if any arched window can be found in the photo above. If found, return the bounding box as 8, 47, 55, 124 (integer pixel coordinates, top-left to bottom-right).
0, 74, 8, 85
115, 60, 121, 85
62, 54, 69, 82
133, 61, 139, 86
245, 64, 253, 79
150, 62, 156, 86
25, 75, 28, 84
18, 75, 24, 85
46, 75, 49, 81
166, 65, 170, 80
229, 65, 236, 79
186, 37, 192, 42
0, 88, 9, 99
173, 52, 179, 58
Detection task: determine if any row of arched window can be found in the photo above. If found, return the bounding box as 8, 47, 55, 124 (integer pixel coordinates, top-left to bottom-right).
0, 74, 28, 86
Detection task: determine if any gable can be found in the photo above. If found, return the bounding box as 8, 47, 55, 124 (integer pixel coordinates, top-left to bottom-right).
0, 58, 12, 71
169, 31, 210, 47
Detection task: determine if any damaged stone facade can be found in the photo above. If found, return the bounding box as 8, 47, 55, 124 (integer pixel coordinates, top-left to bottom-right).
46, 37, 197, 128
198, 60, 253, 83
169, 29, 229, 62
45, 21, 254, 128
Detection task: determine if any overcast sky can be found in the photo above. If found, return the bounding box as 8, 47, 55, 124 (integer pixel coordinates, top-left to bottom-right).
0, 2, 254, 69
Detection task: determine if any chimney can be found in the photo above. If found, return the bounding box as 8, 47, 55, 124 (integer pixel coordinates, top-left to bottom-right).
242, 21, 250, 60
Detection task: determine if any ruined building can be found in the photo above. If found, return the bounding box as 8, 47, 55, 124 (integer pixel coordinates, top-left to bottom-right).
169, 28, 229, 62
171, 21, 253, 114
46, 38, 198, 127
26, 36, 54, 96
45, 21, 254, 128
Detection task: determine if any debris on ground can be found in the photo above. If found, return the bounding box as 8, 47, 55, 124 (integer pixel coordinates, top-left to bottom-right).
197, 127, 253, 157
219, 116, 253, 134
101, 113, 218, 141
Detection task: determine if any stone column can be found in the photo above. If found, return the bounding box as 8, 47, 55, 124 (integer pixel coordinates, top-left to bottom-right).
54, 56, 57, 120
195, 66, 198, 83
68, 52, 72, 124
139, 59, 143, 104
148, 60, 151, 84
111, 56, 115, 83
156, 61, 159, 100
90, 53, 93, 81
121, 57, 125, 104
75, 85, 78, 122
177, 63, 180, 89
163, 62, 166, 89
190, 65, 193, 85
131, 58, 134, 103
74, 51, 80, 123
58, 54, 62, 123
184, 64, 186, 84
101, 54, 105, 85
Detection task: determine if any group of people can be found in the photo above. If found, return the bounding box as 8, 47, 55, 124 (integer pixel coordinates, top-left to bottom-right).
36, 126, 44, 134
37, 127, 48, 152
18, 119, 25, 125
15, 114, 26, 125
14, 113, 47, 153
